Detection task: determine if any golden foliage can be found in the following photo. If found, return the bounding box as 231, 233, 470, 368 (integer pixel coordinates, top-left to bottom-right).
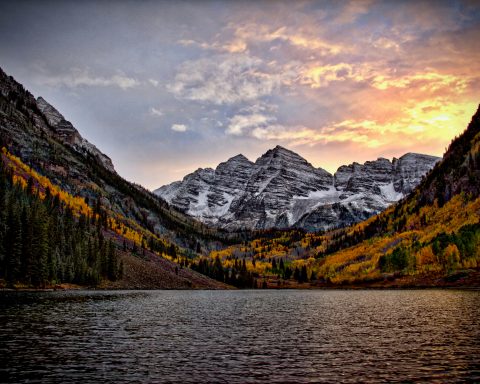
2, 148, 173, 258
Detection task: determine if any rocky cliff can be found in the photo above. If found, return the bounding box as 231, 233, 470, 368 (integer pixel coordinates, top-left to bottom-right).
36, 97, 115, 173
155, 146, 440, 231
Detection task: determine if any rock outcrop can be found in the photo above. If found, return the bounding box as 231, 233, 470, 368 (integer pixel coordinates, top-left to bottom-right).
36, 97, 115, 173
155, 146, 440, 231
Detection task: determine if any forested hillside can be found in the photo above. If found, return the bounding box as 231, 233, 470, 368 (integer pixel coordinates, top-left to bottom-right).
0, 66, 234, 289
0, 67, 248, 255
0, 151, 121, 287
195, 106, 480, 288
0, 147, 228, 289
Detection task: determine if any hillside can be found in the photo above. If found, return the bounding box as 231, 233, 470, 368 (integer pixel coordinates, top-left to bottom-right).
0, 147, 228, 289
0, 67, 247, 249
0, 67, 230, 289
195, 105, 480, 288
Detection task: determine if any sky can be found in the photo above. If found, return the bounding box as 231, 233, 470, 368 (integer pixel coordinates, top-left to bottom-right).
1, 0, 479, 189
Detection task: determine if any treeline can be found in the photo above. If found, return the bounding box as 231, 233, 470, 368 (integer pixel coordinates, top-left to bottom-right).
192, 255, 313, 288
0, 156, 122, 288
269, 258, 311, 283
379, 223, 480, 274
191, 257, 258, 288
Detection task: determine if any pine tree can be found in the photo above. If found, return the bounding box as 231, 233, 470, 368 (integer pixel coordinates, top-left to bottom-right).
293, 267, 300, 282
20, 206, 33, 283
107, 239, 118, 280
5, 201, 22, 286
300, 265, 308, 283
30, 202, 49, 287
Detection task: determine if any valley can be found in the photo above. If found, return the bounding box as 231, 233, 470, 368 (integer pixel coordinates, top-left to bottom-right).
0, 66, 479, 290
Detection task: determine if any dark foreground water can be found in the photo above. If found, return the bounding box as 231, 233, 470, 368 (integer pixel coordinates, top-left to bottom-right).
0, 290, 479, 383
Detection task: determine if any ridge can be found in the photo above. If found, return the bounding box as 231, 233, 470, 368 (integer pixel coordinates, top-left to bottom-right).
155, 146, 440, 231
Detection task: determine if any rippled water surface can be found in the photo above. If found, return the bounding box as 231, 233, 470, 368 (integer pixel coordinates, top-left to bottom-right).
1, 290, 479, 383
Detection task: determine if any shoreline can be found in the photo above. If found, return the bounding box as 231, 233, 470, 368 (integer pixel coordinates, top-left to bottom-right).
2, 284, 480, 292
2, 268, 479, 292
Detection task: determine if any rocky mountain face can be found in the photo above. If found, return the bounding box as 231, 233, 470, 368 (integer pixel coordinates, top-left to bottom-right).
155, 146, 440, 231
36, 97, 115, 173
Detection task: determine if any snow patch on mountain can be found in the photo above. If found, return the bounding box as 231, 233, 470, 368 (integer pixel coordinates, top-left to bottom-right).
379, 182, 404, 202
154, 146, 441, 231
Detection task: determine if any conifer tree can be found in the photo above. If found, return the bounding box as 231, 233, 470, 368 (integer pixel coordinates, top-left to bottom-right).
5, 202, 22, 286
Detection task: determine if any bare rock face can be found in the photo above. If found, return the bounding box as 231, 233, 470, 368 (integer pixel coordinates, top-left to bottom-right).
393, 153, 441, 195
297, 153, 441, 231
36, 97, 115, 173
155, 147, 440, 231
228, 146, 334, 229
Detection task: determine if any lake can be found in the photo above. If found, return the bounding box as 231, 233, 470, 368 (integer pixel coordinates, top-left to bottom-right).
0, 290, 479, 383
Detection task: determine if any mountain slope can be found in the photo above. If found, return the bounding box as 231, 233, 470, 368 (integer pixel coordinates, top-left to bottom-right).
188, 105, 480, 288
0, 67, 240, 245
36, 96, 116, 173
312, 105, 480, 285
0, 66, 230, 289
155, 146, 439, 231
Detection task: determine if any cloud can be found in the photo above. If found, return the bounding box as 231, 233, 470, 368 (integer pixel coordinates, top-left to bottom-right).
226, 113, 275, 135
179, 24, 342, 56
333, 0, 373, 24
372, 37, 400, 51
232, 23, 344, 56
222, 97, 477, 153
239, 103, 278, 114
301, 63, 361, 88
36, 67, 140, 89
178, 38, 247, 53
171, 124, 187, 132
371, 71, 469, 93
150, 107, 163, 117
167, 54, 287, 105
6, 0, 478, 187
247, 123, 381, 147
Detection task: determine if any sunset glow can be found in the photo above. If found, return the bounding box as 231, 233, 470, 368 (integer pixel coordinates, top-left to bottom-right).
0, 0, 479, 187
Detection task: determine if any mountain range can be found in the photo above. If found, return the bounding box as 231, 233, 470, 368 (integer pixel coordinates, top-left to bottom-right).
1, 65, 478, 289
198, 105, 480, 288
155, 146, 440, 231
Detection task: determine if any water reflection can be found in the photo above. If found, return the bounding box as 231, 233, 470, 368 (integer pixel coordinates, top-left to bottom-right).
0, 290, 479, 383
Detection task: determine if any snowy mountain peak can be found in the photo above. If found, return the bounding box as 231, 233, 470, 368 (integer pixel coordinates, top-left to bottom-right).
155, 147, 441, 231
259, 145, 306, 162
217, 154, 254, 172
192, 167, 214, 176
272, 144, 291, 153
